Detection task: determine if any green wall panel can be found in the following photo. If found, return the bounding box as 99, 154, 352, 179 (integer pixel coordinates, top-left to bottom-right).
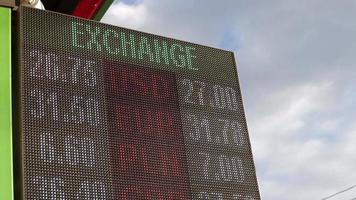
0, 6, 13, 200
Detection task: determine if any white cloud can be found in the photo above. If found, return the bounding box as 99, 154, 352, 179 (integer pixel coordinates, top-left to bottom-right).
251, 82, 331, 164
102, 0, 238, 47
250, 81, 356, 199
102, 1, 147, 29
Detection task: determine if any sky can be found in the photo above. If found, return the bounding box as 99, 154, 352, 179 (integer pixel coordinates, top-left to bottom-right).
102, 1, 356, 199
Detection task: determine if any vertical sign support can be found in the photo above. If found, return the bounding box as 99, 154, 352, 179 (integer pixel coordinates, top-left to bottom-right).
93, 0, 114, 21
0, 6, 13, 200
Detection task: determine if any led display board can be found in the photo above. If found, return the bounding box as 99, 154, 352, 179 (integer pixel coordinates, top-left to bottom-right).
14, 6, 261, 199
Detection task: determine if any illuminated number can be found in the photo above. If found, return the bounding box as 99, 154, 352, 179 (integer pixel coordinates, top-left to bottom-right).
198, 192, 210, 199
69, 57, 97, 86
186, 113, 211, 142
181, 79, 239, 111
29, 49, 43, 78
217, 119, 229, 145
194, 80, 206, 105
199, 152, 210, 180
225, 87, 238, 111
85, 98, 101, 126
200, 117, 212, 142
213, 85, 226, 109
69, 57, 80, 84
71, 96, 85, 124
64, 135, 95, 166
40, 132, 95, 166
28, 51, 98, 85
231, 157, 245, 182
30, 90, 64, 122
198, 192, 223, 200
199, 152, 245, 182
233, 195, 242, 200
216, 155, 245, 182
77, 181, 106, 200
187, 114, 245, 147
217, 155, 245, 182
231, 121, 244, 146
49, 177, 66, 200
32, 176, 48, 199
29, 89, 45, 118
80, 137, 95, 167
217, 119, 244, 146
45, 53, 59, 80
29, 50, 60, 80
218, 155, 233, 181
182, 79, 194, 104
47, 92, 59, 121
40, 132, 59, 163
233, 195, 256, 200
66, 96, 102, 126
83, 60, 97, 87
211, 193, 223, 200
32, 176, 66, 200
64, 135, 80, 165
186, 114, 200, 140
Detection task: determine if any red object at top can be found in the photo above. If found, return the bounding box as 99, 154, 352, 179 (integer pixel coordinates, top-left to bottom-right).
72, 0, 104, 19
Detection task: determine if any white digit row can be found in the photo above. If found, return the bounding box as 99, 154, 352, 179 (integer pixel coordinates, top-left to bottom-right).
200, 152, 245, 183
32, 176, 107, 199
40, 132, 96, 167
198, 192, 223, 200
30, 89, 102, 126
198, 192, 256, 200
181, 78, 239, 111
186, 113, 245, 147
29, 49, 97, 87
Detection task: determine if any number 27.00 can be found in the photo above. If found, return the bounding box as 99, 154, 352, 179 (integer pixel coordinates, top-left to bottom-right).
181, 78, 239, 111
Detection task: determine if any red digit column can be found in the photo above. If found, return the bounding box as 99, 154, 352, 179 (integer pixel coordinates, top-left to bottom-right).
105, 61, 191, 199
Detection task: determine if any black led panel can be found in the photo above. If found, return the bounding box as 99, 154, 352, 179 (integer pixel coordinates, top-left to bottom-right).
14, 6, 261, 199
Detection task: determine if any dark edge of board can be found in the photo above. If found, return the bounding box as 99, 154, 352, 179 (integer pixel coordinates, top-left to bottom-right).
12, 6, 24, 200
